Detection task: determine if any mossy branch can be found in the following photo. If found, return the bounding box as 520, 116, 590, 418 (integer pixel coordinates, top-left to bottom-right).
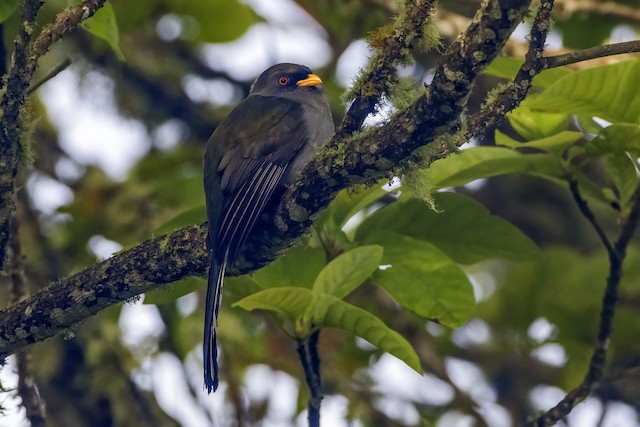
0, 0, 43, 273
335, 0, 438, 139
467, 0, 554, 140
0, 0, 109, 272
0, 0, 533, 358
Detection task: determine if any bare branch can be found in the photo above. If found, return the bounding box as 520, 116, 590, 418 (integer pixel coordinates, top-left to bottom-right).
27, 58, 72, 95
297, 331, 322, 427
533, 186, 640, 426
567, 179, 615, 258
544, 40, 640, 70
26, 0, 108, 78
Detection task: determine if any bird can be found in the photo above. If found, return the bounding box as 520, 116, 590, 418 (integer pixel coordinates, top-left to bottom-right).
202, 63, 334, 393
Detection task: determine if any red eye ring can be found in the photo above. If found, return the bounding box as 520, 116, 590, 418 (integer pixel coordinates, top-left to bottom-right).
278, 76, 289, 86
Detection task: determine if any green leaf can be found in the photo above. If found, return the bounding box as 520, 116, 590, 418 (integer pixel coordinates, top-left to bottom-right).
425, 147, 565, 189
585, 124, 640, 157
484, 56, 573, 89
252, 242, 326, 289
605, 153, 638, 210
78, 1, 125, 60
356, 192, 540, 264
527, 60, 640, 124
144, 276, 205, 305
495, 130, 583, 154
315, 293, 422, 374
372, 234, 474, 327
235, 288, 422, 374
0, 0, 18, 23
234, 287, 310, 319
153, 205, 206, 237
507, 106, 570, 140
313, 245, 383, 299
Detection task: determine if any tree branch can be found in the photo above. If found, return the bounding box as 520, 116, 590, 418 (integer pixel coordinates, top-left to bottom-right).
0, 0, 533, 357
543, 40, 640, 69
297, 331, 322, 427
26, 0, 107, 78
0, 224, 208, 357
0, 0, 43, 273
567, 179, 615, 257
27, 57, 72, 95
533, 186, 640, 426
0, 0, 108, 272
468, 0, 554, 139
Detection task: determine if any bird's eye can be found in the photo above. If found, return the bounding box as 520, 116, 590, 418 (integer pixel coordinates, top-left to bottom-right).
278, 76, 289, 86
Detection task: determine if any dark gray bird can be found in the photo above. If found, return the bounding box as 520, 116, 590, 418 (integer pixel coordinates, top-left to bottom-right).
202, 63, 334, 393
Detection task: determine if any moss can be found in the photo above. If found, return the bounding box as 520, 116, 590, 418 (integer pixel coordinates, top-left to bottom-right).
438, 129, 463, 155
319, 141, 347, 170
418, 18, 443, 53
19, 100, 38, 166
367, 23, 395, 50
158, 235, 171, 253
481, 82, 512, 110
402, 169, 437, 211
389, 77, 424, 111
473, 51, 487, 62
22, 21, 35, 36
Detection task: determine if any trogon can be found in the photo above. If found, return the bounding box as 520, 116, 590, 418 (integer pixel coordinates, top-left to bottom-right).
203, 63, 334, 393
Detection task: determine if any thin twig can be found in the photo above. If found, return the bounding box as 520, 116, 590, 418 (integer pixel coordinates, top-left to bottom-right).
297, 331, 322, 427
26, 0, 107, 78
567, 179, 615, 257
27, 58, 72, 95
544, 40, 640, 69
533, 186, 640, 426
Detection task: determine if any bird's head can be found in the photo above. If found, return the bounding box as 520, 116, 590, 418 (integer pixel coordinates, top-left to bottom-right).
249, 63, 324, 99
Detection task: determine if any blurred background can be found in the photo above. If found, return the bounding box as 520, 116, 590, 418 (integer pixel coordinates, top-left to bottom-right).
1, 0, 640, 426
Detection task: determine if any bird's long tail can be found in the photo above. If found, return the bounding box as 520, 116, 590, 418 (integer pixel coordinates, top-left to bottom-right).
204, 255, 226, 393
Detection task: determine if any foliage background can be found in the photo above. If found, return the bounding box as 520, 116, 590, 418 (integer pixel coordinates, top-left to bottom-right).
0, 0, 640, 426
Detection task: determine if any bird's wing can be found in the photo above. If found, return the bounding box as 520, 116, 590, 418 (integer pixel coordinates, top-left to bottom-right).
207, 95, 308, 264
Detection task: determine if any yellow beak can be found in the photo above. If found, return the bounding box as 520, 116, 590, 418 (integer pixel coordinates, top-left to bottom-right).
296, 73, 323, 87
